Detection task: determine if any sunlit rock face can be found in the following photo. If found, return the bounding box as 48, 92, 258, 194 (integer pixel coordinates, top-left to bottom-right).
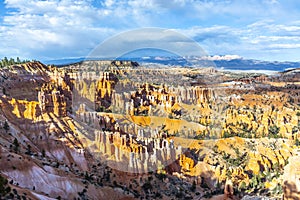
283, 150, 300, 199
0, 61, 300, 199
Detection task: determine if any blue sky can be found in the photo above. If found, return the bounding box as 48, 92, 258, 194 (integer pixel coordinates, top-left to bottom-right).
1, 0, 300, 61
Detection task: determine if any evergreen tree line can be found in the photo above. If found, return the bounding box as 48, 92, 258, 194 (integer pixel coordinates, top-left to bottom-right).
0, 57, 31, 67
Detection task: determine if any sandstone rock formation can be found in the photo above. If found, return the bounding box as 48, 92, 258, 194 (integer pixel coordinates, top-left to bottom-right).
0, 60, 299, 199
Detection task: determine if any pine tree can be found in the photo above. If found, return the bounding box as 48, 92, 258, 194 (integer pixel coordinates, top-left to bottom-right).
191, 180, 196, 192
13, 138, 20, 153
26, 144, 31, 155
16, 57, 21, 64
8, 58, 15, 65
0, 175, 11, 197
295, 138, 300, 146
42, 149, 46, 157
3, 121, 9, 132
3, 57, 8, 66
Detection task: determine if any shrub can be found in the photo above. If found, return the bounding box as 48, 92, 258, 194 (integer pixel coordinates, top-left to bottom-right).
0, 175, 11, 197
191, 180, 196, 192
142, 182, 152, 192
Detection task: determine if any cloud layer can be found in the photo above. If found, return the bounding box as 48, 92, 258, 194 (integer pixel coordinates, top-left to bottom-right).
0, 0, 300, 61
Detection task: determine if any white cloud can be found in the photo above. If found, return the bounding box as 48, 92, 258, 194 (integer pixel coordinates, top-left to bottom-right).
264, 0, 279, 4
199, 55, 242, 60
1, 0, 117, 60
1, 0, 300, 61
174, 19, 300, 61
268, 43, 300, 49
103, 0, 114, 7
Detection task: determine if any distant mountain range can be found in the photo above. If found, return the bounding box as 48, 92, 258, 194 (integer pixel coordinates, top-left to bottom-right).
43, 56, 300, 72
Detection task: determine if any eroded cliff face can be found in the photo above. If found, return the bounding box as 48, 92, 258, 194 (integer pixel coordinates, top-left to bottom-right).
0, 62, 134, 199
0, 61, 300, 199
223, 92, 299, 138
283, 150, 300, 200
70, 62, 300, 198
38, 84, 67, 117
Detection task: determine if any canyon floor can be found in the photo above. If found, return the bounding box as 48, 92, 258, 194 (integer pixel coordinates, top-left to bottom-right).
0, 60, 300, 199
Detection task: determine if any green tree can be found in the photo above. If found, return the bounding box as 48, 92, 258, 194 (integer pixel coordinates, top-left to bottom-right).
0, 174, 11, 197
269, 125, 280, 137
26, 144, 31, 155
0, 57, 29, 67
3, 57, 8, 66
42, 149, 46, 157
142, 181, 152, 192
13, 138, 20, 153
8, 58, 15, 65
16, 57, 21, 64
3, 121, 9, 132
191, 180, 196, 192
295, 138, 300, 146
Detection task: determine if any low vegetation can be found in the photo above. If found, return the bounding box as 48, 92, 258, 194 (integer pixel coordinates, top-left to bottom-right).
0, 57, 31, 67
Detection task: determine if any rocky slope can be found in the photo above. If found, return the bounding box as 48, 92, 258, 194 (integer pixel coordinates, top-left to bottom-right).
0, 61, 299, 199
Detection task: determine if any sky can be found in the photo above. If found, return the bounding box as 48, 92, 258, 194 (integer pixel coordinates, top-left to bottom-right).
1, 0, 300, 61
